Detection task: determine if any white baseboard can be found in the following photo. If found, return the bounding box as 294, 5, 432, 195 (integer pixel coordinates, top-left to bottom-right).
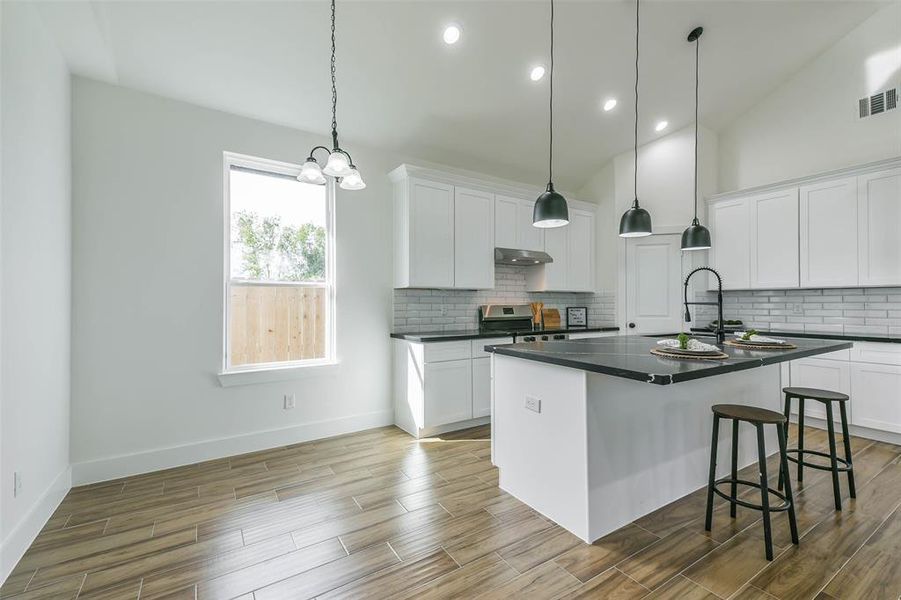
0, 466, 71, 586
71, 410, 394, 486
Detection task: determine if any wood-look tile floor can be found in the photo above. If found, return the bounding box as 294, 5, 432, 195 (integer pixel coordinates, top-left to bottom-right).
3, 424, 900, 600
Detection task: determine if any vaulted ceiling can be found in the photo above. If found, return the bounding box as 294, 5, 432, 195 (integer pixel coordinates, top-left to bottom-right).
37, 0, 888, 189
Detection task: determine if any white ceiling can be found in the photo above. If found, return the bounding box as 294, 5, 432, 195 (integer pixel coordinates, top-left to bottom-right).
38, 0, 888, 190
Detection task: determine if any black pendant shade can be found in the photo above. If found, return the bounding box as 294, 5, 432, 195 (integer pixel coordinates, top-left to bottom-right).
533, 0, 569, 229
681, 26, 711, 251
618, 0, 652, 238
533, 183, 569, 228
681, 218, 711, 250
619, 200, 652, 237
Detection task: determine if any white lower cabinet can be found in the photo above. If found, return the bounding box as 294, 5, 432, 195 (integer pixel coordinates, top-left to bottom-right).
789, 358, 850, 424
850, 362, 901, 434
424, 360, 473, 427
394, 337, 510, 438
472, 357, 491, 418
789, 341, 901, 440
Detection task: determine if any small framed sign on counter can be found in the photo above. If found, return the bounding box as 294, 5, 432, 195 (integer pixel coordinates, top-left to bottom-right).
566, 306, 588, 329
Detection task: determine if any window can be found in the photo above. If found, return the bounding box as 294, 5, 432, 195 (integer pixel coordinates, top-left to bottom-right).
223, 152, 335, 373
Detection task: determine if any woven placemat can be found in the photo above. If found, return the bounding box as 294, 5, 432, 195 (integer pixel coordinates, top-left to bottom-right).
724, 340, 797, 351
650, 347, 729, 361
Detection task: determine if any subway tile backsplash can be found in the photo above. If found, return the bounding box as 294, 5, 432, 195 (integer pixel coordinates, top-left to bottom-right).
393, 264, 616, 333
693, 287, 901, 336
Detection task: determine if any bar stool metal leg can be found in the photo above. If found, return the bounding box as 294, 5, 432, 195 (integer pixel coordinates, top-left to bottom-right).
776, 424, 799, 545
839, 402, 856, 498
778, 393, 790, 491
825, 402, 842, 510
730, 419, 739, 518
797, 398, 805, 484
756, 423, 774, 560
705, 415, 720, 531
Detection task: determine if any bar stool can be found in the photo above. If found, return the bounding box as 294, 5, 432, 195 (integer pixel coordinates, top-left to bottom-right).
777, 386, 855, 511
705, 404, 799, 560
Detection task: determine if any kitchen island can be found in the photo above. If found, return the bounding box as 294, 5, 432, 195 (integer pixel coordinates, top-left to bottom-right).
486, 334, 852, 543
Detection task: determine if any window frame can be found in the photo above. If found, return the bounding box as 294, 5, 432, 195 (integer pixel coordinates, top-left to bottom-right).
220, 151, 337, 380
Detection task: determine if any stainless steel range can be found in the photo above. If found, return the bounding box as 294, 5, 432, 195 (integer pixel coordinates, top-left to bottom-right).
478, 304, 571, 342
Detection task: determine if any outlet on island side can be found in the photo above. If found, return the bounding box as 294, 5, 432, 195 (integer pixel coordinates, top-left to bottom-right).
284, 394, 296, 410
524, 396, 541, 414
13, 472, 22, 497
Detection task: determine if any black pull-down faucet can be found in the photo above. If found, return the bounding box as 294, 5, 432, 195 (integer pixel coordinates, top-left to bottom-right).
683, 267, 725, 344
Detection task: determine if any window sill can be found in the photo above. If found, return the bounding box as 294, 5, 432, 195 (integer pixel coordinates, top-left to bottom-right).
217, 360, 340, 387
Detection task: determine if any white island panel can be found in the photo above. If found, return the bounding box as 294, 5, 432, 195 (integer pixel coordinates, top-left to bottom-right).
493, 353, 782, 543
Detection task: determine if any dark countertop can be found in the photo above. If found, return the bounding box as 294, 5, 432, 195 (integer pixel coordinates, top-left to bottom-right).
486, 335, 853, 385
691, 327, 900, 344
390, 326, 620, 343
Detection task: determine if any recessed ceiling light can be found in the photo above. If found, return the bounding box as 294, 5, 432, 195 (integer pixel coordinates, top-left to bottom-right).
603, 98, 617, 111
655, 120, 668, 132
443, 24, 461, 45
530, 65, 546, 81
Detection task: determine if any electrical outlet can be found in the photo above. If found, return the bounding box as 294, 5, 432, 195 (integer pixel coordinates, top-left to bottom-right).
284, 394, 296, 410
524, 396, 541, 414
440, 305, 449, 317
791, 303, 804, 315
13, 472, 22, 497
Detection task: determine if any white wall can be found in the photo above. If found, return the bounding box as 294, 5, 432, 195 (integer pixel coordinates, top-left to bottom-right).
70, 79, 398, 483
720, 2, 901, 191
613, 124, 719, 230
0, 1, 72, 581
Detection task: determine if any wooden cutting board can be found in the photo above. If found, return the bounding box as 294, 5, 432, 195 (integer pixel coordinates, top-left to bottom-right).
542, 308, 561, 330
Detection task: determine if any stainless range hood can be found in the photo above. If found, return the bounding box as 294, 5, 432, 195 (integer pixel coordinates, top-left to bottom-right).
494, 247, 554, 265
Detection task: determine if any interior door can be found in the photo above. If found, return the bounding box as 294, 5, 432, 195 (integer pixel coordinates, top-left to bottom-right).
625, 234, 684, 335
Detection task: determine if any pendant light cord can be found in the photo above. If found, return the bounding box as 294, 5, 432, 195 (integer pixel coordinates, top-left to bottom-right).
330, 0, 339, 150
693, 33, 699, 221
632, 0, 640, 207
548, 0, 555, 185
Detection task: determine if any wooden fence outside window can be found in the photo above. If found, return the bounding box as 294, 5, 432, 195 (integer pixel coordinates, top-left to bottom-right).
228, 282, 327, 366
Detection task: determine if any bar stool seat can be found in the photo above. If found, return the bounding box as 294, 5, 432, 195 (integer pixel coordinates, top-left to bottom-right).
783, 387, 849, 402
705, 404, 799, 561
712, 404, 787, 424
778, 386, 855, 511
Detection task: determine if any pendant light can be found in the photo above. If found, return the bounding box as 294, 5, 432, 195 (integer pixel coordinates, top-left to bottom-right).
680, 26, 711, 251
618, 0, 652, 237
533, 0, 569, 229
297, 0, 366, 190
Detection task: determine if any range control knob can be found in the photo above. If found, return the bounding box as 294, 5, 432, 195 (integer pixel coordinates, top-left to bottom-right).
553, 334, 566, 340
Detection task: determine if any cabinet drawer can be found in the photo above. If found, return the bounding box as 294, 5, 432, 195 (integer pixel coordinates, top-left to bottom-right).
471, 337, 514, 358
849, 342, 901, 366
423, 340, 471, 363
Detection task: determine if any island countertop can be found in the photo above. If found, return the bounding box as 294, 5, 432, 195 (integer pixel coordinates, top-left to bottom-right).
486, 334, 852, 385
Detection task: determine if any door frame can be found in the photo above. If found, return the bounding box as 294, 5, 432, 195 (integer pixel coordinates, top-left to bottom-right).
616, 226, 707, 333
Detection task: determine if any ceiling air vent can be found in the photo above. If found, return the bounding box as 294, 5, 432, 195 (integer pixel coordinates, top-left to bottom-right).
859, 86, 898, 118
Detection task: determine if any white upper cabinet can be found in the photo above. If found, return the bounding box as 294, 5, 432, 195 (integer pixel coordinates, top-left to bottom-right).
566, 209, 595, 292
857, 167, 901, 286
526, 208, 595, 292
494, 194, 519, 249
454, 187, 495, 289
710, 198, 750, 290
392, 164, 593, 292
800, 176, 858, 288
749, 188, 800, 289
495, 194, 544, 252
403, 178, 455, 288
538, 225, 569, 291
517, 200, 544, 252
